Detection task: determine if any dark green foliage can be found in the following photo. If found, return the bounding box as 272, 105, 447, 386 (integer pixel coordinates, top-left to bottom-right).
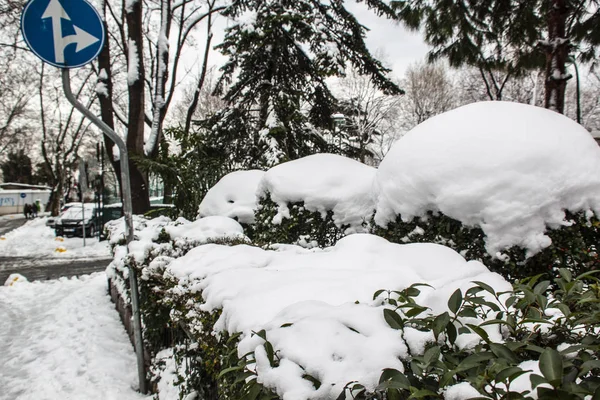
345, 271, 600, 399
373, 211, 600, 282
205, 0, 403, 168
392, 0, 600, 106
134, 127, 232, 220
393, 0, 543, 74
1, 149, 33, 184
253, 194, 347, 248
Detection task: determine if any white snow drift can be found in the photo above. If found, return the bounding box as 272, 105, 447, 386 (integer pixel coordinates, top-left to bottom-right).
375, 101, 600, 256
197, 170, 266, 224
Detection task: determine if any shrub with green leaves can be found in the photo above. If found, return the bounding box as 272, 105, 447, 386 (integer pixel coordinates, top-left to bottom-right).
342, 269, 600, 399
253, 194, 349, 247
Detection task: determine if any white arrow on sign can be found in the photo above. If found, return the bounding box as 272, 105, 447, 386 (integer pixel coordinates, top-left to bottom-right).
42, 0, 100, 64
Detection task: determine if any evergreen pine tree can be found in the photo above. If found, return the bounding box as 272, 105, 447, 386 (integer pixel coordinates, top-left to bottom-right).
205, 0, 403, 168
1, 150, 33, 184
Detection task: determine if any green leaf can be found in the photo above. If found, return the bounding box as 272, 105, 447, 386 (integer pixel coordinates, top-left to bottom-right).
496, 366, 526, 383
242, 382, 262, 400
409, 388, 439, 398
433, 312, 450, 340
424, 345, 441, 364
448, 288, 463, 314
575, 270, 600, 281
466, 324, 489, 342
459, 306, 478, 318
559, 268, 572, 282
539, 349, 563, 386
383, 308, 404, 330
593, 386, 600, 400
302, 374, 321, 390
218, 365, 245, 378
405, 305, 428, 318
264, 341, 276, 367
379, 368, 410, 387
373, 289, 386, 300
529, 373, 548, 389
490, 343, 520, 364
580, 360, 600, 376
456, 352, 495, 372
533, 280, 551, 295
472, 281, 497, 296
446, 320, 457, 344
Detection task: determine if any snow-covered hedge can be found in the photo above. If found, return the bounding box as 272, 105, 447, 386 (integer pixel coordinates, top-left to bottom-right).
107, 220, 600, 399
253, 154, 376, 247
199, 102, 600, 279
105, 215, 249, 352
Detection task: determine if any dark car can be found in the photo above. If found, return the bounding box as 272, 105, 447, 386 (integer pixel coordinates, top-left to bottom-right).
54, 204, 101, 237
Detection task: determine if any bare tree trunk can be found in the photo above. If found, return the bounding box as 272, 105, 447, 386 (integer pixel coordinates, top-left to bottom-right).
97, 1, 122, 200
544, 0, 571, 113
125, 0, 150, 214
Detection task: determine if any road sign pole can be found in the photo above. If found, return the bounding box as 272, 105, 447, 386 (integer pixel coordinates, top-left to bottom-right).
61, 68, 146, 394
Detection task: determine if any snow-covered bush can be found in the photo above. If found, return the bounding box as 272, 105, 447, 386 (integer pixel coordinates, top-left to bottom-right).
105, 215, 249, 353
343, 269, 600, 399
253, 154, 376, 247
106, 213, 600, 399
374, 102, 600, 280
145, 234, 513, 399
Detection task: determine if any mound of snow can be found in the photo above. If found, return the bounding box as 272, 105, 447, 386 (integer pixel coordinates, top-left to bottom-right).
257, 154, 376, 232
167, 234, 510, 398
374, 101, 600, 256
197, 170, 265, 224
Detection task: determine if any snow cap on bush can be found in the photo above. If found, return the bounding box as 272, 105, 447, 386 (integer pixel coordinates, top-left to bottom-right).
374, 101, 600, 257
198, 170, 265, 224
257, 153, 376, 231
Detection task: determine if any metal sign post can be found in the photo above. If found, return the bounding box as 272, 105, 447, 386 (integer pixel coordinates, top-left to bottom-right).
79, 160, 87, 247
21, 0, 146, 393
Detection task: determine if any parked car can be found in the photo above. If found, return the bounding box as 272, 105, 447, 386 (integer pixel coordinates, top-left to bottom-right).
54, 204, 101, 237
46, 202, 83, 228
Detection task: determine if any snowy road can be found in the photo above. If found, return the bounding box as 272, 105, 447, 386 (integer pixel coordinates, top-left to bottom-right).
0, 256, 112, 283
0, 273, 147, 400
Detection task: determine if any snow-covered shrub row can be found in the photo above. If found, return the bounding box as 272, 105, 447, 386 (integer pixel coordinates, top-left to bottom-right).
198, 102, 600, 280
104, 215, 249, 353
110, 227, 600, 399
142, 234, 509, 398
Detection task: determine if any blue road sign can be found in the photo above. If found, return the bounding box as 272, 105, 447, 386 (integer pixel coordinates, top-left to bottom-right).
21, 0, 105, 68
20, 193, 26, 199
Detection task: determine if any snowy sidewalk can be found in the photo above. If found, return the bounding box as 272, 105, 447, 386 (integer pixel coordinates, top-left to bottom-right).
0, 273, 146, 400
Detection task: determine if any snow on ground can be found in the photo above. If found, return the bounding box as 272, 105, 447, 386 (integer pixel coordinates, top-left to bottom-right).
257, 153, 377, 232
375, 101, 600, 256
0, 216, 110, 259
0, 272, 145, 400
167, 233, 510, 399
197, 170, 265, 223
